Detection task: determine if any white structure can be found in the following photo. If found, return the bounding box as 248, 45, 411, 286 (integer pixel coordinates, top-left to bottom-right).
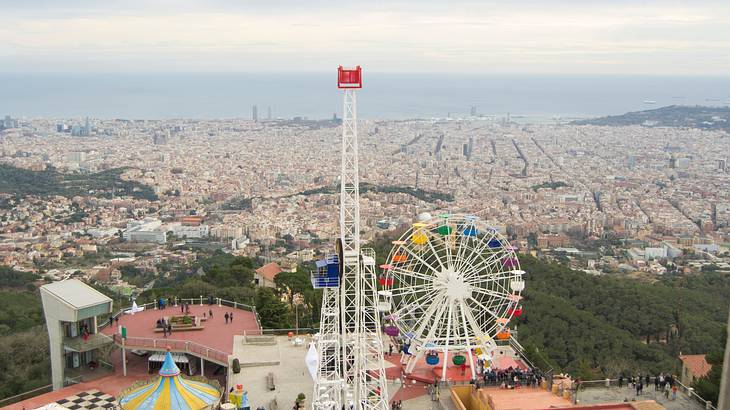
645, 247, 668, 260
123, 218, 166, 244
312, 66, 388, 410
167, 222, 209, 238
382, 215, 526, 381
40, 280, 113, 390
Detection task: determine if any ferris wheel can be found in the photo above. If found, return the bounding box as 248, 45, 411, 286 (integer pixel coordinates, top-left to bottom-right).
379, 214, 525, 380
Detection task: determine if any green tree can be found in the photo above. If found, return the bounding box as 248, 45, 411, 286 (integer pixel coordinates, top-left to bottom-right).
255, 287, 291, 329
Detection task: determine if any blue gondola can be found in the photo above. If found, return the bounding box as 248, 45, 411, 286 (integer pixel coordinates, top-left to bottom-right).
426, 353, 439, 365
487, 238, 502, 248
311, 254, 339, 288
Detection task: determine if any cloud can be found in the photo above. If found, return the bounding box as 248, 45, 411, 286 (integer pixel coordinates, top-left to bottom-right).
1, 1, 729, 74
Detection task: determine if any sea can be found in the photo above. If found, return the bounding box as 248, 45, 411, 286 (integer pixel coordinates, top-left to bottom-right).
0, 73, 728, 121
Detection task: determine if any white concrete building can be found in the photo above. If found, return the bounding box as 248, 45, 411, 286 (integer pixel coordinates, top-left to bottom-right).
40, 280, 113, 390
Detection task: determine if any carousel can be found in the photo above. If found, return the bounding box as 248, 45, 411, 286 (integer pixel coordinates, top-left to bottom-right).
119, 349, 221, 410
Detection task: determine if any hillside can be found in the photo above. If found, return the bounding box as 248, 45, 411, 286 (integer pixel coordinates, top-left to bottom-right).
0, 164, 158, 201
573, 105, 730, 133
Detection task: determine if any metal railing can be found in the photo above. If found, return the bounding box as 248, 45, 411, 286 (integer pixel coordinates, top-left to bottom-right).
112, 334, 230, 366
0, 376, 86, 407
576, 378, 717, 410
63, 332, 115, 352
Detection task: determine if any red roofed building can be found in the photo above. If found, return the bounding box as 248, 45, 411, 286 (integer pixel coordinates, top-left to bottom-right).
679, 354, 712, 385
254, 262, 282, 288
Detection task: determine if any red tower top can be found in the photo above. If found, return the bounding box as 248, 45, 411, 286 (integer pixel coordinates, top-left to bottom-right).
338, 66, 362, 89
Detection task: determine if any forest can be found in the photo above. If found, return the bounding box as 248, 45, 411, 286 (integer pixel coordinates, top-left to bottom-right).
0, 164, 158, 201
0, 246, 727, 402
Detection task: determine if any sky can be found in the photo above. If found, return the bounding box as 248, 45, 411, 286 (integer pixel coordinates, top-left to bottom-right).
1, 0, 729, 75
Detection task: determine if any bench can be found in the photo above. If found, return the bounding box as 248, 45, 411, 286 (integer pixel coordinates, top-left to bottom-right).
266, 372, 276, 391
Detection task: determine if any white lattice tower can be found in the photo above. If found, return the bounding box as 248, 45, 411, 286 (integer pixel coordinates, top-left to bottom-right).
312, 286, 342, 410
337, 67, 388, 409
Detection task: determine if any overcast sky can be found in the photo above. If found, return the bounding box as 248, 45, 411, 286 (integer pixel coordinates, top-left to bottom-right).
2, 0, 729, 75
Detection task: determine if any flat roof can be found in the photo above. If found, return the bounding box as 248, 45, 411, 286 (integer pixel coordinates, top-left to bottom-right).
41, 279, 112, 309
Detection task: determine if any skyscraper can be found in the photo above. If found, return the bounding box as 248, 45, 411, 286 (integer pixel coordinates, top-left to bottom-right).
252, 105, 258, 122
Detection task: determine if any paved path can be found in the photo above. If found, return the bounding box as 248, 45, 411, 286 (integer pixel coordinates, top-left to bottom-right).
578, 386, 705, 410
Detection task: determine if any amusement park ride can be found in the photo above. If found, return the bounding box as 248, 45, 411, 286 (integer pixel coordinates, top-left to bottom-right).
310, 67, 527, 409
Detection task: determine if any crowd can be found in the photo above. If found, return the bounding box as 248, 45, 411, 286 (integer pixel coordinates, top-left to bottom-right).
617, 373, 679, 401
477, 360, 542, 389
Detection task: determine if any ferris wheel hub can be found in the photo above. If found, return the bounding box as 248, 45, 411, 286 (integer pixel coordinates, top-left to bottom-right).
434, 268, 472, 301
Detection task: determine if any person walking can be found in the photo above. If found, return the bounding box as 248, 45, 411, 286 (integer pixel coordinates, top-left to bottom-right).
225, 312, 229, 324
389, 344, 393, 356
229, 312, 233, 322
618, 375, 623, 388
645, 374, 650, 388
181, 303, 185, 314
209, 309, 213, 318
671, 385, 677, 400
654, 374, 659, 390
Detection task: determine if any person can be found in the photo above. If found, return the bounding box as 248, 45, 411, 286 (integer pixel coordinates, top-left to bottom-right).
635, 380, 641, 396
181, 303, 185, 314
645, 374, 650, 388
225, 312, 229, 324
389, 344, 393, 356
203, 312, 207, 320
115, 316, 119, 325
209, 309, 213, 318
109, 316, 113, 326
618, 375, 623, 388
671, 385, 677, 400
654, 374, 660, 390
230, 312, 233, 322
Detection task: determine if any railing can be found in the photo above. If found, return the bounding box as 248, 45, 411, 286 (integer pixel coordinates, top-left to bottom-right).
112, 334, 230, 366
676, 379, 717, 410
576, 378, 717, 410
0, 384, 53, 407
63, 332, 115, 352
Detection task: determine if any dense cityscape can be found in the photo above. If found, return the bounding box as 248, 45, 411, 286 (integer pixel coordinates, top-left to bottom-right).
1, 112, 729, 288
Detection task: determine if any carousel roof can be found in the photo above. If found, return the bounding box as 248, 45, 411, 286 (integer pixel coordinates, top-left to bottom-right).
119, 351, 220, 410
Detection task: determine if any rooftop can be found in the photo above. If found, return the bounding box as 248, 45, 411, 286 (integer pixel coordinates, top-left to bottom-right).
40, 279, 112, 309
679, 354, 712, 378
100, 303, 261, 357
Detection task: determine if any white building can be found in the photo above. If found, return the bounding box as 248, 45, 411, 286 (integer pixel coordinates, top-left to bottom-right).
167, 222, 209, 239
123, 218, 166, 244
40, 280, 113, 390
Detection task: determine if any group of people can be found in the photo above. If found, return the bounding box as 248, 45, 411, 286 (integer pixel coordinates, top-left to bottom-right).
389, 399, 403, 410
156, 318, 173, 337
618, 373, 679, 400
479, 364, 542, 389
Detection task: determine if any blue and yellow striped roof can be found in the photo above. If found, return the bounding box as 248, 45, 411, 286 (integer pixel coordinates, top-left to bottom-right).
120, 352, 220, 410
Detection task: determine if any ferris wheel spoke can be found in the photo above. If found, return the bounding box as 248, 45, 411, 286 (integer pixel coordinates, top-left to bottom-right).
410, 293, 449, 343
389, 266, 436, 284
397, 244, 441, 275
469, 269, 515, 294
461, 250, 506, 282
461, 298, 493, 348
454, 230, 498, 274
389, 282, 433, 297
425, 231, 449, 271
470, 286, 512, 303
